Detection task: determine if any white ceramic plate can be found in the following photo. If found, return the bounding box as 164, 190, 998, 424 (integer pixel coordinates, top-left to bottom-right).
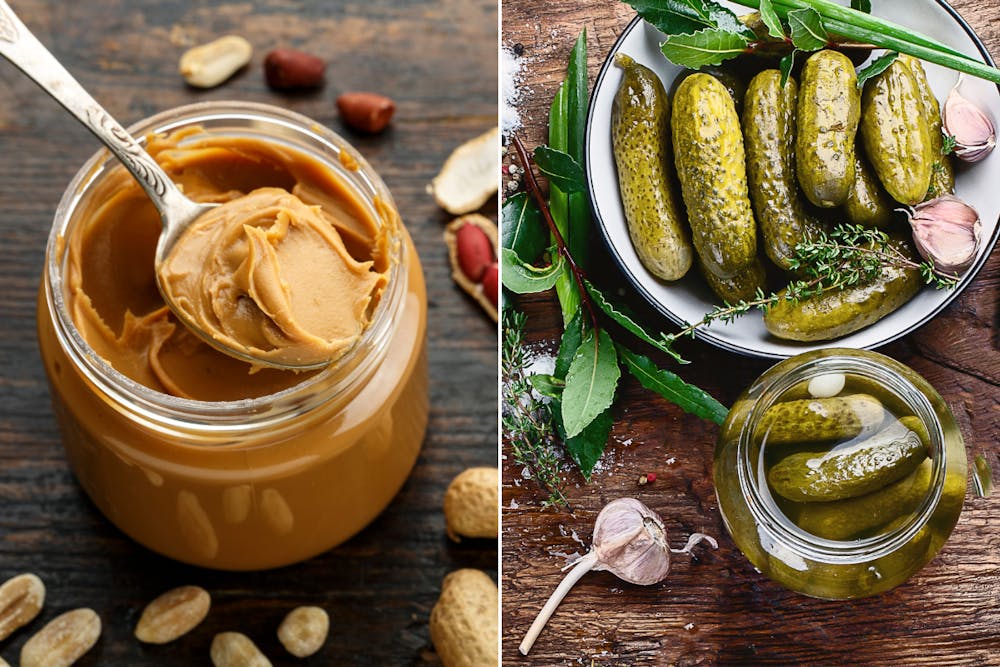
586, 1, 1000, 359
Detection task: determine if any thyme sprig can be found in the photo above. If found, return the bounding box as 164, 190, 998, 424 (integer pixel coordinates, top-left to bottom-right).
665, 224, 958, 343
502, 308, 569, 509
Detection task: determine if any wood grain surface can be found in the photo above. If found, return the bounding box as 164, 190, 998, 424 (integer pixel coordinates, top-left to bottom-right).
500, 1, 1000, 665
0, 1, 497, 665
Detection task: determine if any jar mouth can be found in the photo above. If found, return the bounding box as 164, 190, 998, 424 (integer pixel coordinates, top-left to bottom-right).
737, 350, 946, 565
44, 101, 406, 431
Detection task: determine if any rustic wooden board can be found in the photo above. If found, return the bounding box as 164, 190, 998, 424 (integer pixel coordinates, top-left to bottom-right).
501, 1, 1000, 665
0, 1, 497, 665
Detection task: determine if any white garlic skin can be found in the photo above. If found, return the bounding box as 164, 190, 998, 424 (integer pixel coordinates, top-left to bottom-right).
943, 79, 996, 163
591, 498, 671, 585
808, 373, 846, 399
906, 195, 982, 274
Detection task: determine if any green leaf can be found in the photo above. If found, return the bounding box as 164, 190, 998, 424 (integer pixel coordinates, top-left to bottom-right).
500, 248, 565, 294
758, 0, 786, 39
787, 7, 829, 51
533, 146, 586, 194
618, 346, 729, 425
856, 51, 897, 88
561, 328, 620, 439
562, 406, 613, 481
529, 374, 565, 400
850, 0, 872, 14
548, 83, 581, 325
566, 30, 588, 169
565, 29, 593, 273
941, 132, 957, 156
625, 0, 753, 38
660, 28, 750, 69
584, 280, 686, 364
779, 49, 798, 87
555, 309, 584, 380
501, 192, 548, 264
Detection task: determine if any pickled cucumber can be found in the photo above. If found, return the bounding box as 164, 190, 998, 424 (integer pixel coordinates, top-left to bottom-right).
742, 70, 825, 270
699, 256, 766, 303
796, 50, 861, 208
845, 148, 894, 228
898, 54, 955, 198
860, 59, 934, 205
612, 54, 693, 281
768, 418, 928, 502
763, 251, 922, 342
672, 73, 757, 279
673, 65, 746, 111
797, 459, 933, 540
757, 394, 885, 446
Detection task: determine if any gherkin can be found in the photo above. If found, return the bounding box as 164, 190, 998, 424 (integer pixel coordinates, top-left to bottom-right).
796, 50, 861, 208
671, 73, 756, 280
611, 53, 692, 281
742, 69, 825, 270
897, 54, 955, 199
860, 58, 934, 205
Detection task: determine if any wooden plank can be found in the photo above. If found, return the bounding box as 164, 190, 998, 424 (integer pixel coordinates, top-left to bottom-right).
0, 1, 497, 664
501, 1, 1000, 664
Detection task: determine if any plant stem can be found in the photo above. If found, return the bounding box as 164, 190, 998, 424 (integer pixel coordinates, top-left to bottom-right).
519, 551, 598, 655
733, 0, 1000, 84
511, 133, 599, 331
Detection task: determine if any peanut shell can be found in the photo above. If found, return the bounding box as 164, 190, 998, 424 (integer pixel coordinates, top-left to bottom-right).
429, 569, 498, 667
443, 467, 499, 542
444, 214, 498, 321
431, 127, 499, 214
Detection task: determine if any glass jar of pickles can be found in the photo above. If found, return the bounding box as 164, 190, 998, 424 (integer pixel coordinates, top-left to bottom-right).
715, 348, 967, 599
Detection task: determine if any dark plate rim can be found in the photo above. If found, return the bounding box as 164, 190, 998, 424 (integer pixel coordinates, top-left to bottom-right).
585, 2, 1000, 360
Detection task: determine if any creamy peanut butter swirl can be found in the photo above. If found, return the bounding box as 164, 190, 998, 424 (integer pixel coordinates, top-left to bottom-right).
158, 187, 385, 368
65, 128, 395, 400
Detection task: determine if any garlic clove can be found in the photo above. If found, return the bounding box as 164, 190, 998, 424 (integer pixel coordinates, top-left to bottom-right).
906, 195, 981, 274
519, 497, 717, 655
591, 498, 671, 585
943, 77, 996, 163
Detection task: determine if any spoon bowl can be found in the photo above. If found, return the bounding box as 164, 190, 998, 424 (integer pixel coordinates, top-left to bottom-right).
0, 0, 331, 371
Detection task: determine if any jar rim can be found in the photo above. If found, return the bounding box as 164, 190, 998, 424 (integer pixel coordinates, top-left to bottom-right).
736, 349, 946, 565
44, 100, 407, 432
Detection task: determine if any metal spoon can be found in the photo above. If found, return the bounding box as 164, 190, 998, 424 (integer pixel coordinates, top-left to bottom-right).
0, 1, 327, 370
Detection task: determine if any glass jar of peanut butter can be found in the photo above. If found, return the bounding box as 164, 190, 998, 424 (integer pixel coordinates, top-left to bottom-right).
715, 348, 966, 599
37, 101, 427, 570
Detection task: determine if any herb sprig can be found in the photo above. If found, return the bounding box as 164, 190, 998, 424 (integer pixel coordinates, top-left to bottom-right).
502, 309, 570, 508
665, 225, 959, 343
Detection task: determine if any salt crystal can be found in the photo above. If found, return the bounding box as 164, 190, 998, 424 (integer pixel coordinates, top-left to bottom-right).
684, 623, 695, 631
502, 46, 524, 140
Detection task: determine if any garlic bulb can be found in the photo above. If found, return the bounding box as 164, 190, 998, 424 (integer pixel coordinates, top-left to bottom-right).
943, 76, 996, 163
905, 195, 981, 275
518, 498, 717, 655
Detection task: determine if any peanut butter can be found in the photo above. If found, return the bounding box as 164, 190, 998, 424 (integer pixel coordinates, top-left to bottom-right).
159, 187, 387, 367
65, 128, 394, 399
39, 106, 428, 569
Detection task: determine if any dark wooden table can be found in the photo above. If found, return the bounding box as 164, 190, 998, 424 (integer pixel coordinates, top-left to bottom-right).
0, 1, 497, 664
501, 1, 1000, 665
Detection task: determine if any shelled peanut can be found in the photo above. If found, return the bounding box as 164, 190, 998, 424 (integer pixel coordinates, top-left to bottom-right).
134, 585, 210, 644
445, 214, 499, 320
